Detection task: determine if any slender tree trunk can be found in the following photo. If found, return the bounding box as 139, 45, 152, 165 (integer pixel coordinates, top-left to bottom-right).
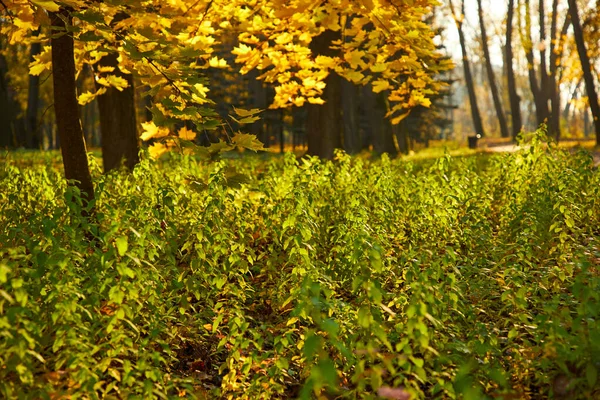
538, 0, 548, 91
306, 29, 342, 159
26, 30, 42, 149
548, 0, 560, 140
568, 0, 600, 145
548, 0, 571, 140
95, 52, 139, 172
50, 10, 94, 205
506, 0, 522, 139
341, 80, 361, 154
563, 80, 581, 122
449, 0, 485, 137
521, 0, 550, 126
477, 0, 509, 138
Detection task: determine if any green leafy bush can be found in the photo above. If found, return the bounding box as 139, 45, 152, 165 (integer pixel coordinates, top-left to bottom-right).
1, 132, 599, 399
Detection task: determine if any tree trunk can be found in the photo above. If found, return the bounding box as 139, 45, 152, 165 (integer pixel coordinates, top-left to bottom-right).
548, 0, 571, 140
341, 79, 361, 154
568, 0, 600, 145
522, 0, 550, 127
50, 10, 94, 205
367, 90, 397, 156
477, 0, 509, 138
25, 31, 42, 149
563, 80, 581, 122
394, 123, 410, 155
306, 29, 342, 159
449, 0, 486, 137
0, 42, 25, 148
506, 0, 522, 139
95, 52, 139, 172
247, 69, 267, 145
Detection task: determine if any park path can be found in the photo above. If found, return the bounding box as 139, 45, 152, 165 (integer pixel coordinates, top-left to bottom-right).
484, 143, 600, 167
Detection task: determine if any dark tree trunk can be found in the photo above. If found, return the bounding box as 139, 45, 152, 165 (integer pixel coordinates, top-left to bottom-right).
450, 0, 486, 137
568, 0, 600, 145
538, 0, 548, 91
394, 124, 410, 155
25, 31, 42, 149
523, 0, 550, 127
247, 69, 267, 144
341, 80, 361, 154
292, 106, 306, 151
50, 10, 94, 205
506, 0, 522, 139
95, 52, 139, 172
0, 42, 25, 148
563, 80, 581, 122
548, 0, 560, 140
306, 29, 342, 159
367, 90, 397, 156
477, 0, 509, 138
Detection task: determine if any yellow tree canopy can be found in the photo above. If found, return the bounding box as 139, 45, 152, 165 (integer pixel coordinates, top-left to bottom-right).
1, 0, 451, 132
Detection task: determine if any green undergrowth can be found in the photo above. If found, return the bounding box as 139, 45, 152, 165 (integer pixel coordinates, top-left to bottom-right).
1, 133, 599, 399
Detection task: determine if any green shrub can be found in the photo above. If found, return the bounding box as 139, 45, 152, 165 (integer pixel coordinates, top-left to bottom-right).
1, 131, 599, 399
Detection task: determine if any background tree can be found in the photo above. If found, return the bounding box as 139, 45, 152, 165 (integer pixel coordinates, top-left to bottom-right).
25, 29, 42, 149
305, 30, 342, 159
505, 0, 523, 138
448, 0, 486, 137
476, 0, 509, 138
568, 0, 600, 145
50, 9, 94, 206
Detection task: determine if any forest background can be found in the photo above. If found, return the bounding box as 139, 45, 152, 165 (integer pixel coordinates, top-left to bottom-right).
1, 0, 600, 399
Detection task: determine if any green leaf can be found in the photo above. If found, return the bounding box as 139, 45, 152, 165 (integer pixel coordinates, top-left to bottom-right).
115, 236, 128, 256
317, 358, 338, 386
357, 306, 371, 328
586, 364, 597, 388
231, 133, 264, 152
232, 106, 262, 117
303, 333, 321, 359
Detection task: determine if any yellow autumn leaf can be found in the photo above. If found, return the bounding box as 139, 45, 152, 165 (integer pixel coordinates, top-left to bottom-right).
344, 70, 364, 83
372, 79, 391, 93
178, 126, 197, 141
29, 61, 50, 76
391, 112, 410, 125
140, 121, 170, 141
370, 63, 388, 73
344, 50, 365, 69
307, 97, 325, 105
359, 0, 375, 11
78, 87, 106, 105
208, 56, 228, 68
315, 56, 337, 69
96, 66, 115, 74
293, 96, 306, 107
95, 75, 129, 91
275, 32, 294, 45
31, 0, 60, 12
232, 43, 252, 57
148, 142, 168, 159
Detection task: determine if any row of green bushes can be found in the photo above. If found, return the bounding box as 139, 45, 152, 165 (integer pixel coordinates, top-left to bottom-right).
1, 133, 599, 398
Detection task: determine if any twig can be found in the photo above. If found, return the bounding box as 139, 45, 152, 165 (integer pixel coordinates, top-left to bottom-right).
0, 0, 14, 22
